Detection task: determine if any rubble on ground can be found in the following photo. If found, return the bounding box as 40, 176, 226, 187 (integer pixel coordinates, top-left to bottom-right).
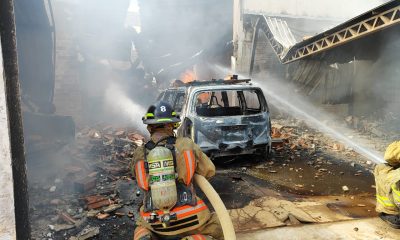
245, 117, 376, 197
343, 112, 400, 151
270, 117, 378, 168
28, 116, 382, 238
29, 126, 145, 240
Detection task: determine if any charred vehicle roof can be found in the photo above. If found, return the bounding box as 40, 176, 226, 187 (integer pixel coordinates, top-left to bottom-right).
158, 79, 272, 159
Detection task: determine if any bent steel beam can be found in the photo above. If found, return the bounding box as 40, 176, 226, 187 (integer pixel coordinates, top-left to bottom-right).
247, 0, 400, 64
284, 2, 400, 63
248, 15, 296, 75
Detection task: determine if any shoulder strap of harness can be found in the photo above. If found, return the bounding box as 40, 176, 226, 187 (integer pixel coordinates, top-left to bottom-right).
144, 136, 176, 150
165, 137, 177, 171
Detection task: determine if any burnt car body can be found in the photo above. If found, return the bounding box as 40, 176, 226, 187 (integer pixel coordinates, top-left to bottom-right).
157, 79, 272, 159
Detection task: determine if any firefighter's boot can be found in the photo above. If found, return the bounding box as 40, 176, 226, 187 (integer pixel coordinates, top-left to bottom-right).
379, 212, 400, 229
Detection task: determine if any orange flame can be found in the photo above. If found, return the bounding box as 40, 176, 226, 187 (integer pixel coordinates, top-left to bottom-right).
197, 92, 210, 103
180, 69, 196, 83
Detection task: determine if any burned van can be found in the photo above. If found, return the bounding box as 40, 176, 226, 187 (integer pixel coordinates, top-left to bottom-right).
158, 79, 272, 159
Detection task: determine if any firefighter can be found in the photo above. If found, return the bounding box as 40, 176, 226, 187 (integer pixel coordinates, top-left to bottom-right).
374, 141, 400, 228
131, 101, 223, 240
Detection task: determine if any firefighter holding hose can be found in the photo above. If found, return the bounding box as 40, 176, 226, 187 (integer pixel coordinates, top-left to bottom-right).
131, 101, 224, 240
375, 141, 400, 228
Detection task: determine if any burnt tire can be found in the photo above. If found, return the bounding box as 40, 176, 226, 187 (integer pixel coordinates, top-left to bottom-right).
258, 144, 271, 161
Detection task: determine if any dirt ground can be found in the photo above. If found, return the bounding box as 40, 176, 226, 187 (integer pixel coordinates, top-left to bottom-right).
237, 217, 400, 240
28, 118, 382, 239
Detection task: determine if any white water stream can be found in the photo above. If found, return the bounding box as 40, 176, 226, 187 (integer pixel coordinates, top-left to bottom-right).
214, 65, 384, 164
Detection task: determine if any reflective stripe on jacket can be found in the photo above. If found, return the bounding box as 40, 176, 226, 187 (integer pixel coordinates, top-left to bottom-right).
391, 183, 400, 207
140, 199, 208, 221
183, 150, 196, 185
135, 160, 149, 190
139, 198, 211, 236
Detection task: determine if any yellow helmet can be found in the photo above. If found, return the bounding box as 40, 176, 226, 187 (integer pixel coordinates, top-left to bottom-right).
384, 141, 400, 167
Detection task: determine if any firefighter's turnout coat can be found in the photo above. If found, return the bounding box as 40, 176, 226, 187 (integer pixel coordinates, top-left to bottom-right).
374, 164, 400, 214
375, 141, 400, 214
132, 136, 221, 238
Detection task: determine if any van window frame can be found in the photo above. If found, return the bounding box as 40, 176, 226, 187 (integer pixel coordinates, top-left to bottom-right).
190, 88, 267, 117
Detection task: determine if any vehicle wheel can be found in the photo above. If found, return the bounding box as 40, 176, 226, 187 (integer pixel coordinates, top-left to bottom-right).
262, 143, 272, 161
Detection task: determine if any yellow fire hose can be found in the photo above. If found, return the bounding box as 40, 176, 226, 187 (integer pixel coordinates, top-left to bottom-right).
194, 174, 236, 240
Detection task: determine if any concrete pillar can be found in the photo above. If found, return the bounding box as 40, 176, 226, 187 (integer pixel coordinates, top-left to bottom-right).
0, 33, 17, 240
232, 0, 241, 73
232, 0, 247, 73
232, 0, 242, 46
232, 0, 257, 75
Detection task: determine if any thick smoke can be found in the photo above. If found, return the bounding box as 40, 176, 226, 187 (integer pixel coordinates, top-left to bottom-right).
355, 29, 400, 131
52, 0, 233, 126
22, 0, 234, 185
135, 0, 233, 85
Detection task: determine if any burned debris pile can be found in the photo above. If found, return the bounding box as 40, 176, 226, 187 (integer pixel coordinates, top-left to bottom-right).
271, 119, 359, 163
29, 126, 146, 240
246, 117, 376, 196
343, 112, 400, 151
27, 116, 390, 239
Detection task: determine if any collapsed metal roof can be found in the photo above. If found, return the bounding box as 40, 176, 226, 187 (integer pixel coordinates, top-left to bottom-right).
248, 0, 400, 64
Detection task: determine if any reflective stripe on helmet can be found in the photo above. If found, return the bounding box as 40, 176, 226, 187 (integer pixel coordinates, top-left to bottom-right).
183, 150, 196, 185
140, 200, 208, 220
157, 118, 173, 122
135, 160, 149, 190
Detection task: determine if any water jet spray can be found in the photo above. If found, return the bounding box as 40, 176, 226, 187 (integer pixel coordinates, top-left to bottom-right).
214, 65, 384, 164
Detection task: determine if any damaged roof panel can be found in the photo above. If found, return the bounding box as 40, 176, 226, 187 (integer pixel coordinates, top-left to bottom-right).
248, 0, 400, 64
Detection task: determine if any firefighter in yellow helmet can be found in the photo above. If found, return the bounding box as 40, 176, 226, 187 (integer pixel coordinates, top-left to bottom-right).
374, 141, 400, 228
131, 101, 223, 240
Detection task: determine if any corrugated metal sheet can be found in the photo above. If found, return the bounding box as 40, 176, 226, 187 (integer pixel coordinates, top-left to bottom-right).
248, 0, 400, 64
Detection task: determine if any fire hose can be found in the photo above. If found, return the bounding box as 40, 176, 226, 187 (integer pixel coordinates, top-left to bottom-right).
194, 174, 236, 240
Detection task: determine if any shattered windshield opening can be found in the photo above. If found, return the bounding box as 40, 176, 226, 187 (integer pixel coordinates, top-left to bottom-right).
195, 89, 262, 117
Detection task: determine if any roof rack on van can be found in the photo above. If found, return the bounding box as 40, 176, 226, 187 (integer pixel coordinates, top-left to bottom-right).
182, 78, 251, 86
